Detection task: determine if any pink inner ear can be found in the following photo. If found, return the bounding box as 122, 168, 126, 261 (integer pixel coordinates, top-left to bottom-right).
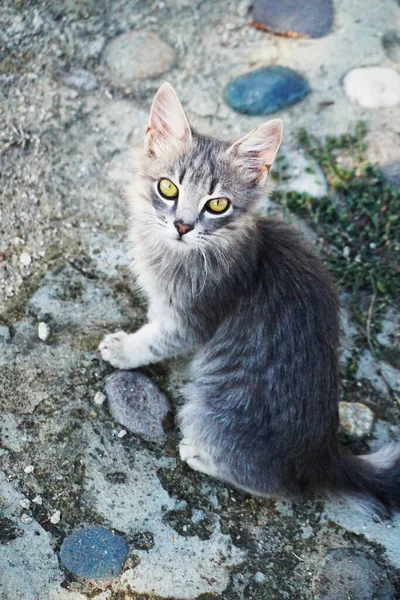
228, 119, 283, 181
147, 83, 192, 143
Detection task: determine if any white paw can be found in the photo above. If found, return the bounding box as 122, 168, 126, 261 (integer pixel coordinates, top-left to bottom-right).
179, 439, 221, 478
179, 439, 203, 462
99, 331, 131, 369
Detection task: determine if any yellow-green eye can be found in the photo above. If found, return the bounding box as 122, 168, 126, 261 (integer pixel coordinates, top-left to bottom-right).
158, 178, 178, 200
206, 197, 230, 214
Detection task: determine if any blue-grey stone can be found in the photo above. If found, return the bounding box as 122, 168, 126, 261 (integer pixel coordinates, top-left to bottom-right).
224, 66, 310, 116
253, 0, 334, 39
59, 527, 128, 580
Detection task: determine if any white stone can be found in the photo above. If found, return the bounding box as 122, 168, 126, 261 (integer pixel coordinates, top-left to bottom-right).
103, 31, 176, 84
38, 321, 50, 341
24, 465, 34, 474
21, 513, 33, 524
20, 498, 31, 509
94, 391, 106, 406
117, 429, 127, 438
343, 67, 400, 108
339, 401, 374, 438
33, 495, 43, 505
50, 510, 61, 525
20, 251, 32, 266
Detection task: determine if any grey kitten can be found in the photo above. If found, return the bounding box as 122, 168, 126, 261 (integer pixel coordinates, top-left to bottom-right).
100, 83, 400, 517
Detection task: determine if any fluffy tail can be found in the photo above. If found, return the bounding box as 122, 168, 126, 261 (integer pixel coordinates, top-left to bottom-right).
334, 444, 400, 518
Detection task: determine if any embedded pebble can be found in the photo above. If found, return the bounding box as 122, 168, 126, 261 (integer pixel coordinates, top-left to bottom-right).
20, 513, 33, 524
104, 371, 171, 441
314, 548, 395, 600
254, 571, 266, 583
103, 31, 176, 84
224, 66, 310, 115
50, 510, 61, 525
20, 251, 32, 266
24, 465, 34, 474
252, 0, 334, 39
117, 429, 127, 438
32, 495, 43, 505
339, 401, 374, 438
38, 321, 50, 341
59, 527, 128, 579
94, 391, 106, 406
343, 67, 400, 108
19, 498, 30, 509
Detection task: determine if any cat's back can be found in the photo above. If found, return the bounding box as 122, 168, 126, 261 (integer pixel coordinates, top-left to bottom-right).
254, 217, 338, 309
221, 216, 341, 352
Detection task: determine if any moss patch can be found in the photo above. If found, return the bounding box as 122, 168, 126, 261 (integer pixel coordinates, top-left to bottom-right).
274, 124, 399, 354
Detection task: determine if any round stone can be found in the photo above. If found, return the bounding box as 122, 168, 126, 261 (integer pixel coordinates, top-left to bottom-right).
20, 252, 31, 267
339, 402, 374, 438
59, 527, 128, 580
104, 371, 171, 441
224, 66, 310, 115
314, 548, 395, 600
103, 31, 176, 85
252, 0, 334, 39
382, 31, 400, 64
343, 67, 400, 109
38, 322, 50, 341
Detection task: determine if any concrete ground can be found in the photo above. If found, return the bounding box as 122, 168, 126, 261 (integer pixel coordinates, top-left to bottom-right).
0, 0, 399, 599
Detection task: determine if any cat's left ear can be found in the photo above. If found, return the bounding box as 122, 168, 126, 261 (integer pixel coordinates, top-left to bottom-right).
145, 82, 192, 155
227, 119, 283, 183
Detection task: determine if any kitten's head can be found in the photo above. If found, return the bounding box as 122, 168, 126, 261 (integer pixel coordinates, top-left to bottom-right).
130, 83, 282, 251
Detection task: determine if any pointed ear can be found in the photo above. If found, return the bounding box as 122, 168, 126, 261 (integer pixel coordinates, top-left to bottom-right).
227, 119, 283, 183
145, 82, 191, 155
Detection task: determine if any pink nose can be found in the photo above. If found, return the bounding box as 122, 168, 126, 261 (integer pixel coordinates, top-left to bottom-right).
174, 221, 194, 236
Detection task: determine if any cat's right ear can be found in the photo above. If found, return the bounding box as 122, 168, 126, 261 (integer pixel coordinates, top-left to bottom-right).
145, 82, 192, 156
227, 119, 283, 184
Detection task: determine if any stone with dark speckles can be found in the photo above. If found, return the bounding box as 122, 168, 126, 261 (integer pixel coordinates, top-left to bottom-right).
104, 370, 171, 441
224, 66, 310, 116
59, 527, 128, 580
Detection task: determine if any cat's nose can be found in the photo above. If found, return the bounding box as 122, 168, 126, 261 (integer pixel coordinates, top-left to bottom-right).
174, 220, 194, 236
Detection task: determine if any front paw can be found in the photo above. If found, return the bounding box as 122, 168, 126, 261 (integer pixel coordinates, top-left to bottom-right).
99, 331, 132, 369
